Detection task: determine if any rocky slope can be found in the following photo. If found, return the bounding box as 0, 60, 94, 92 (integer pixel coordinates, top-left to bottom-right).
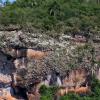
0, 30, 99, 83
0, 30, 99, 99
0, 30, 77, 82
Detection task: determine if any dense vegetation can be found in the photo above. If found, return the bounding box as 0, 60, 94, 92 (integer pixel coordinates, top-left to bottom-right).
0, 0, 100, 37
40, 77, 100, 100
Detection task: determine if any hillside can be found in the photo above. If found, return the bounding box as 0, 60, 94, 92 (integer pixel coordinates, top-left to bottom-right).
0, 0, 100, 37
0, 0, 100, 100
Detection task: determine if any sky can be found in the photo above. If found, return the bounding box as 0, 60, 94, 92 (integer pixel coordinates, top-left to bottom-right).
2, 0, 16, 3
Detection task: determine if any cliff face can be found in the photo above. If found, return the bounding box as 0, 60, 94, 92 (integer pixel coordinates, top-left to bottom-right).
0, 31, 82, 85
0, 30, 75, 83
0, 30, 99, 99
0, 30, 76, 51
0, 30, 75, 87
0, 51, 15, 86
0, 30, 99, 81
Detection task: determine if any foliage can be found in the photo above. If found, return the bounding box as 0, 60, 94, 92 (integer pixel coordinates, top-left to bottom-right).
40, 77, 100, 100
40, 85, 58, 100
0, 0, 100, 36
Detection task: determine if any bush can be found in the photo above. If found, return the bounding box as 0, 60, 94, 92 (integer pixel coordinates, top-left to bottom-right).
40, 77, 100, 100
40, 85, 58, 100
0, 0, 100, 37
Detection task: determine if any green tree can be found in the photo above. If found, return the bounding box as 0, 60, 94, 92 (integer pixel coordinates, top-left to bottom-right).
4, 0, 10, 6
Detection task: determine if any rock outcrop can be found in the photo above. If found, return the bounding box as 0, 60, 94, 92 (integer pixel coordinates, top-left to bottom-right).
0, 30, 99, 99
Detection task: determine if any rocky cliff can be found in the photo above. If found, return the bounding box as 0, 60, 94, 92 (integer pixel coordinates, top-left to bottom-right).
0, 30, 99, 99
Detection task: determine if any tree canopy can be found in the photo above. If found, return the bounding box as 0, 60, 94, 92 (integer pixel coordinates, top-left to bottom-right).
0, 0, 100, 36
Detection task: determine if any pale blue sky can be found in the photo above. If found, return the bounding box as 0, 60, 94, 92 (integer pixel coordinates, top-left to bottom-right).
2, 0, 15, 3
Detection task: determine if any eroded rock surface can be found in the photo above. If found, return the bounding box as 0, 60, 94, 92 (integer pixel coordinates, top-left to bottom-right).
0, 30, 99, 99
